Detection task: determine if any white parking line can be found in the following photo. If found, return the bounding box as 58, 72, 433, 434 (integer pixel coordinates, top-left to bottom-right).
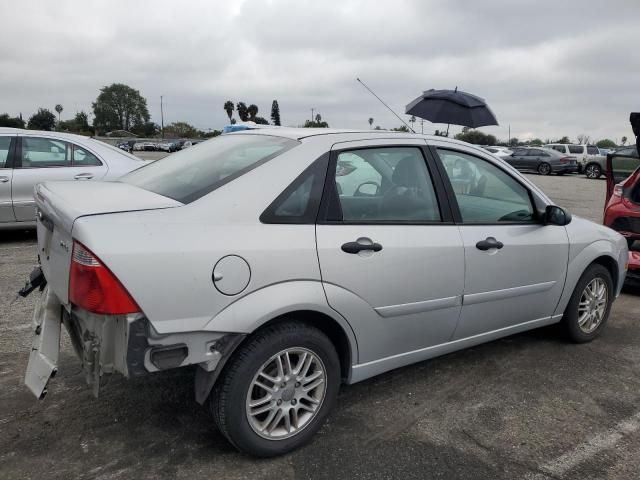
524, 412, 640, 479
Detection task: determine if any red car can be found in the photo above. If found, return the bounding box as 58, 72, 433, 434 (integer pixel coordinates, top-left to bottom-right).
604, 113, 640, 286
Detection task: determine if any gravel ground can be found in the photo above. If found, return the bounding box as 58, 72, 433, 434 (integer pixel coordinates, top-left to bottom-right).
1, 173, 639, 480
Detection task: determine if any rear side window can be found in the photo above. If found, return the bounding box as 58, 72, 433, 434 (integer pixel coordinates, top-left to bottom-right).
568, 145, 584, 154
550, 145, 565, 153
21, 137, 70, 168
122, 135, 298, 203
587, 146, 599, 155
73, 145, 102, 166
0, 137, 11, 168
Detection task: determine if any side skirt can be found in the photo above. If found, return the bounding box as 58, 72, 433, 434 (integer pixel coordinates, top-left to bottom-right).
348, 314, 563, 384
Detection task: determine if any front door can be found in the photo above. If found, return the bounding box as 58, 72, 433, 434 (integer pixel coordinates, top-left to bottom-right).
315, 141, 464, 364
0, 136, 15, 223
433, 147, 569, 339
12, 137, 108, 221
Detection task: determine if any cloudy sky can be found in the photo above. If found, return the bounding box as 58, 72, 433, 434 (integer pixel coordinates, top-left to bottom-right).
1, 0, 639, 142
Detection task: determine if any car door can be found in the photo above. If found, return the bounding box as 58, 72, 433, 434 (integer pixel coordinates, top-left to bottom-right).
11, 136, 108, 222
0, 136, 16, 223
315, 140, 464, 365
432, 147, 569, 339
505, 148, 526, 170
527, 149, 543, 170
606, 147, 640, 201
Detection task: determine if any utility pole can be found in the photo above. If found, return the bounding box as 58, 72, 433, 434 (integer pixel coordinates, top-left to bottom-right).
508, 124, 511, 145
311, 108, 314, 124
160, 95, 165, 139
420, 118, 424, 134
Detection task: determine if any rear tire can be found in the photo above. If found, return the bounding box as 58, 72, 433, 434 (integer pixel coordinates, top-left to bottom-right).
585, 163, 602, 179
538, 162, 552, 175
210, 321, 340, 457
562, 264, 613, 343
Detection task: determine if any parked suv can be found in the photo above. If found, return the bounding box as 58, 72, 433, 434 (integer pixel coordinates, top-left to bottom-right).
545, 144, 603, 177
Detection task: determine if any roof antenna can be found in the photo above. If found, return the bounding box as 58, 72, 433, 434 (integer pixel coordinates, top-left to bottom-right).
356, 78, 415, 133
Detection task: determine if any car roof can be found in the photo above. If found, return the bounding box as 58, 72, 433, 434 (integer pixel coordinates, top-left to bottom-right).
226, 126, 477, 146
0, 127, 98, 143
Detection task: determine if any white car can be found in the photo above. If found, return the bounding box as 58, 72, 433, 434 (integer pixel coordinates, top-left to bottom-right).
483, 146, 512, 157
0, 128, 146, 229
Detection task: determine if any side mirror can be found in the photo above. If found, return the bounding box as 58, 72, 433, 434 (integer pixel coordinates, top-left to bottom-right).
544, 205, 572, 226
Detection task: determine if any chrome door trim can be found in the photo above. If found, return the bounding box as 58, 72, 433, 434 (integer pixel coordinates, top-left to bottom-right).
374, 295, 462, 318
462, 280, 556, 306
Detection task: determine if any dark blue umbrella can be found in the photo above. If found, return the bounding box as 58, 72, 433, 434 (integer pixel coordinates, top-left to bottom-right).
406, 88, 498, 135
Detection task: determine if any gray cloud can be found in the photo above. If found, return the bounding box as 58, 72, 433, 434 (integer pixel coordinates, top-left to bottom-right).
1, 0, 638, 142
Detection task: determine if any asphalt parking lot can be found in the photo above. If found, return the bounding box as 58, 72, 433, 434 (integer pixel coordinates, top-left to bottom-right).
1, 174, 639, 480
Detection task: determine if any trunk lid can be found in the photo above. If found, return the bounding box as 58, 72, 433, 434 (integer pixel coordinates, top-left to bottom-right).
35, 181, 182, 303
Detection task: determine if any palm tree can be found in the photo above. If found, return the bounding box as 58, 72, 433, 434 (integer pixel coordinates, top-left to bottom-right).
55, 104, 63, 123
315, 113, 322, 123
621, 136, 628, 146
409, 115, 416, 131
368, 117, 374, 129
248, 104, 259, 122
223, 101, 234, 123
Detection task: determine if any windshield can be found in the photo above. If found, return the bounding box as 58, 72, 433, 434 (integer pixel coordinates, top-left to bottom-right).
121, 134, 298, 203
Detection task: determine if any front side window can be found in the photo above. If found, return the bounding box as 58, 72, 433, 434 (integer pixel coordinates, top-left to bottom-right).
0, 137, 12, 168
328, 147, 441, 222
568, 145, 584, 154
21, 137, 70, 168
587, 146, 599, 155
437, 149, 535, 223
121, 134, 298, 204
73, 145, 102, 166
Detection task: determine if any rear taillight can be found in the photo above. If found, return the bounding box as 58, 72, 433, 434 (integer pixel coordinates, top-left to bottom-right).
613, 184, 624, 198
559, 157, 571, 164
69, 241, 141, 315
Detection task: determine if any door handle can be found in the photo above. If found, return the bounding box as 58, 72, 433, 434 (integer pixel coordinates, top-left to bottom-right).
475, 237, 504, 251
0, 176, 9, 183
74, 173, 94, 180
341, 239, 383, 254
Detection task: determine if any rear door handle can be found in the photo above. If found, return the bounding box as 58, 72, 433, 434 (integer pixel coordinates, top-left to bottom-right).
476, 237, 504, 251
341, 239, 383, 254
0, 176, 9, 183
74, 173, 94, 180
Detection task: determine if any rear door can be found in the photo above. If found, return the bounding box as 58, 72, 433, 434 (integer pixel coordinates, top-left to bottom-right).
12, 136, 108, 221
315, 139, 465, 364
0, 136, 16, 223
432, 146, 569, 338
505, 148, 527, 170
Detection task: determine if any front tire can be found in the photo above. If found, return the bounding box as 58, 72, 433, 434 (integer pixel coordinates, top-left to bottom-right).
585, 163, 602, 179
562, 264, 613, 343
538, 162, 552, 175
210, 321, 340, 457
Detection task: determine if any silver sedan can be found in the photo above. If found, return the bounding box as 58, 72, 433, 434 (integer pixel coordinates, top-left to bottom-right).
0, 128, 146, 229
24, 129, 628, 456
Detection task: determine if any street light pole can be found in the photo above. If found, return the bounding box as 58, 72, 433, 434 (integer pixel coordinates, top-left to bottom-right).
160, 95, 164, 139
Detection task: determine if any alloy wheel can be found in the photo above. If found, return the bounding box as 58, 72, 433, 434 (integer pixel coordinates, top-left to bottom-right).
585, 164, 600, 179
577, 277, 608, 334
538, 163, 551, 175
246, 348, 326, 440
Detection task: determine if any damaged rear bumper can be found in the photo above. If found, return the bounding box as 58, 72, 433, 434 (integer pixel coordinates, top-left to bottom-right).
25, 287, 245, 401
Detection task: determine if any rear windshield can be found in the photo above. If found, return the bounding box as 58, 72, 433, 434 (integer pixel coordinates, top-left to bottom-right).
121, 134, 298, 203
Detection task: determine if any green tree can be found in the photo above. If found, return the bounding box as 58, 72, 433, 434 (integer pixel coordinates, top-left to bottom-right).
303, 119, 329, 128
557, 136, 570, 144
58, 111, 92, 134
509, 137, 519, 146
254, 116, 269, 125
621, 136, 628, 146
27, 108, 56, 131
368, 117, 374, 128
596, 138, 617, 149
392, 125, 410, 132
55, 104, 63, 123
0, 113, 25, 128
247, 104, 259, 121
270, 100, 281, 126
409, 115, 416, 130
164, 121, 199, 138
529, 138, 543, 146
236, 102, 249, 122
203, 130, 222, 138
92, 83, 150, 134
223, 100, 234, 123
315, 113, 322, 124
132, 121, 159, 137
455, 129, 497, 145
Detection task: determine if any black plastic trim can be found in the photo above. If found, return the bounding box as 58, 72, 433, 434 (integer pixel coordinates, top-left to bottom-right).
150, 344, 188, 370
260, 152, 330, 224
